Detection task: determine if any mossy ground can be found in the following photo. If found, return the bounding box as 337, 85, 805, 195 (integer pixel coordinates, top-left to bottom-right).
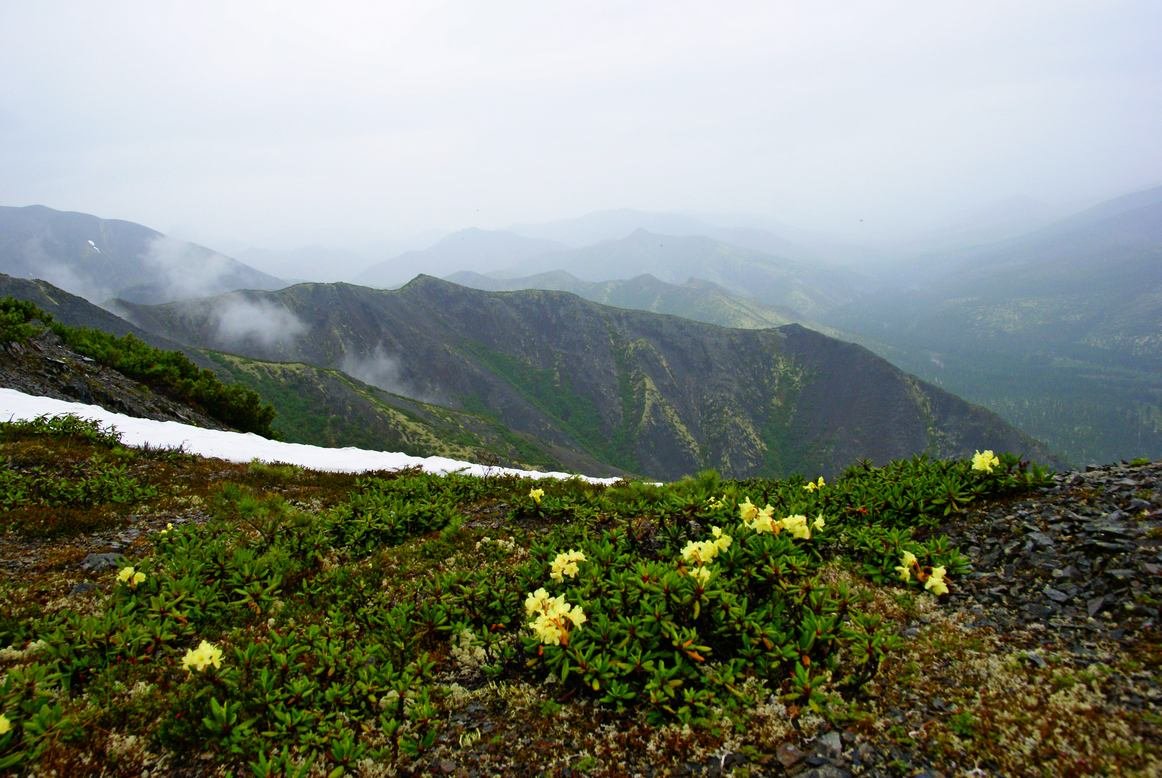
0, 420, 1157, 776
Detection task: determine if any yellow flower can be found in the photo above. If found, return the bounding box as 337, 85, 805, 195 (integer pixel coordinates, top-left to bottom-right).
971, 450, 1000, 473
812, 514, 826, 531
0, 713, 10, 735
780, 514, 811, 540
739, 498, 759, 524
182, 640, 223, 672
529, 487, 544, 505
803, 476, 826, 492
117, 566, 146, 588
710, 526, 733, 552
526, 592, 584, 645
681, 539, 719, 565
925, 566, 949, 596
549, 549, 586, 582
565, 604, 587, 628
743, 502, 777, 533
895, 550, 918, 582
689, 566, 712, 585
531, 614, 562, 645
525, 587, 552, 615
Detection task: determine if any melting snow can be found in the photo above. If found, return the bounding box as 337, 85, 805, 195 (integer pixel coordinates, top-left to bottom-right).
87, 239, 102, 254
0, 388, 620, 484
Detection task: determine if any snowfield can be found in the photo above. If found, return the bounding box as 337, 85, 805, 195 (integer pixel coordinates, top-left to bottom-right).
0, 388, 621, 484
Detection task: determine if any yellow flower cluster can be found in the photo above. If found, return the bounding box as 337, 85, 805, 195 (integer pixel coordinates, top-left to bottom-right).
739, 498, 775, 532
894, 550, 918, 581
117, 566, 146, 588
803, 476, 826, 492
925, 566, 949, 596
894, 551, 949, 596
681, 526, 732, 566
549, 549, 586, 582
738, 500, 824, 539
0, 712, 10, 735
972, 449, 1000, 473
529, 487, 545, 505
680, 526, 732, 586
182, 640, 223, 672
525, 587, 586, 646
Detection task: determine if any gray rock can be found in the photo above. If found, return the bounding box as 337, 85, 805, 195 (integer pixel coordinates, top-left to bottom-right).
81, 552, 124, 571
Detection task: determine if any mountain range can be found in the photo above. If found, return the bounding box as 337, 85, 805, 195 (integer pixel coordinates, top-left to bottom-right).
823, 184, 1162, 464
356, 228, 565, 289
3, 183, 1159, 472
113, 275, 1055, 480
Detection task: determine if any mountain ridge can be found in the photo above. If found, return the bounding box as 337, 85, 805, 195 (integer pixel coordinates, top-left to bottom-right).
116, 275, 1058, 479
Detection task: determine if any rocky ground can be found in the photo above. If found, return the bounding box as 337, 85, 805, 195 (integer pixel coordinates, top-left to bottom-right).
0, 331, 228, 430
762, 459, 1162, 777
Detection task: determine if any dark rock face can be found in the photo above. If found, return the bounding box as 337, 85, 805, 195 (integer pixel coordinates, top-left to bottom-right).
117, 276, 1058, 480
0, 330, 228, 430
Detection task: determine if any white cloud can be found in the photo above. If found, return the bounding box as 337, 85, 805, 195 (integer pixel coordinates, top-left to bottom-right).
212, 297, 306, 349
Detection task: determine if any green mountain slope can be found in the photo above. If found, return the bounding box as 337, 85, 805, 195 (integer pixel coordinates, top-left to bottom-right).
202, 352, 623, 475
0, 275, 612, 475
118, 276, 1056, 479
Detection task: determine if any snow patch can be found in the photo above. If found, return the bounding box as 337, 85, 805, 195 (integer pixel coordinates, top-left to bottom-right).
0, 388, 619, 484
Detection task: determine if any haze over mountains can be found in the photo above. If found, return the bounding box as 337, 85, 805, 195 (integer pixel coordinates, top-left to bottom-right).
0, 205, 286, 304
2, 182, 1159, 472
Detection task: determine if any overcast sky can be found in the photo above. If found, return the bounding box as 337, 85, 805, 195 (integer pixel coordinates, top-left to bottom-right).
2, 0, 1160, 255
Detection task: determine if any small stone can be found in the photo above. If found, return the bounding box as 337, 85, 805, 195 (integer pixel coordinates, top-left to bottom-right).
1028, 531, 1055, 547
82, 552, 124, 571
776, 742, 805, 768
1043, 586, 1069, 603
814, 730, 843, 759
1024, 651, 1047, 668
801, 767, 851, 778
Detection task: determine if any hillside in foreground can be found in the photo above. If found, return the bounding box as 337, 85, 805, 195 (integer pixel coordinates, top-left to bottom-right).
0, 412, 1157, 775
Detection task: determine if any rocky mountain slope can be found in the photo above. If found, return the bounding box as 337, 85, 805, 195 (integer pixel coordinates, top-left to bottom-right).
0, 329, 229, 430
0, 205, 286, 304
116, 276, 1057, 480
0, 279, 613, 474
